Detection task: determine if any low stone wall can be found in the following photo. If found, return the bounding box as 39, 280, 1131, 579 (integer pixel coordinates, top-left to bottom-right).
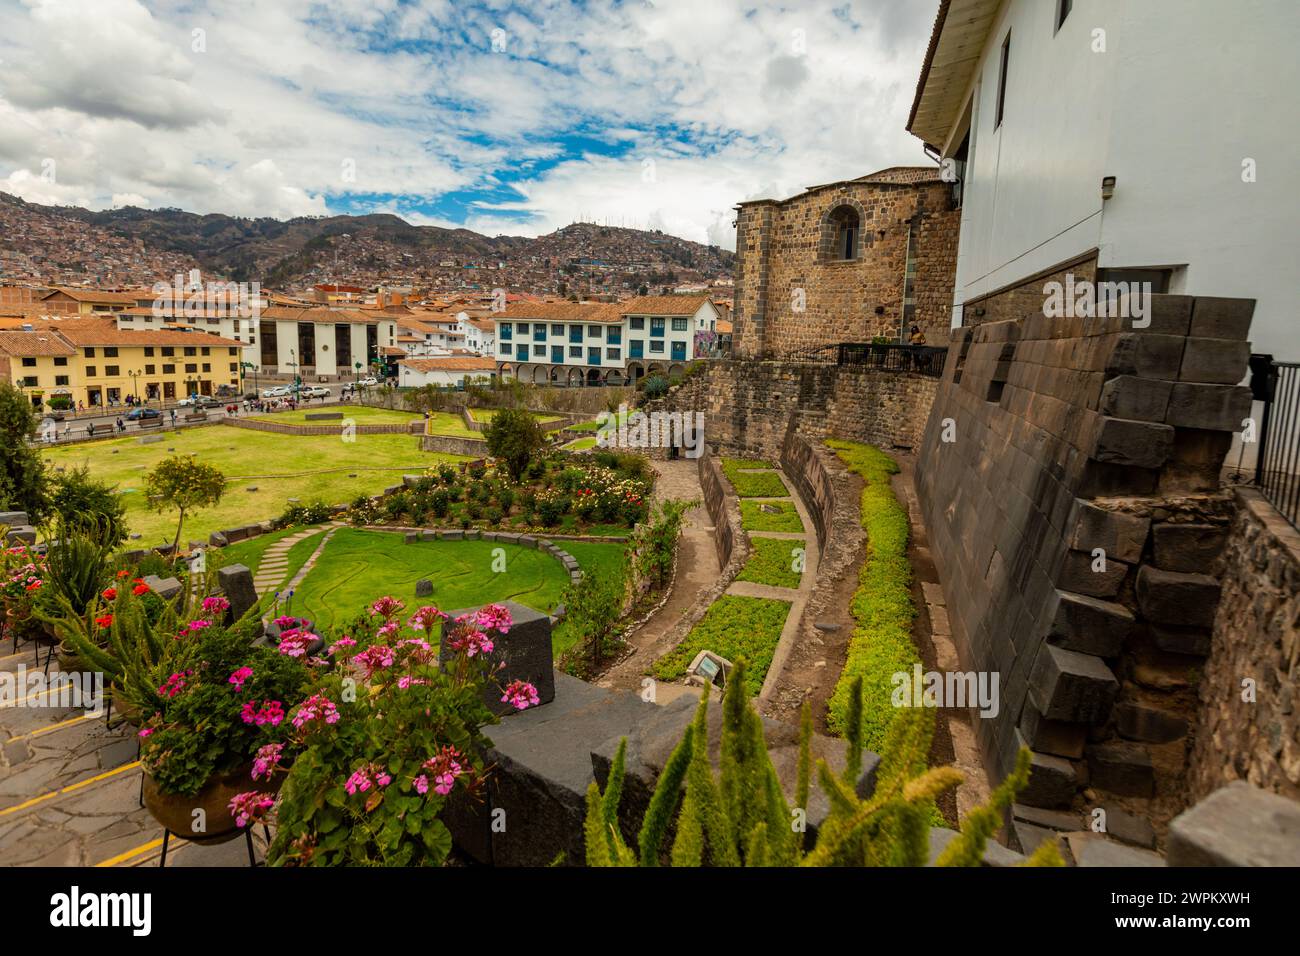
699, 452, 737, 568
222, 417, 421, 436
420, 433, 492, 456
1188, 488, 1300, 803
780, 429, 837, 552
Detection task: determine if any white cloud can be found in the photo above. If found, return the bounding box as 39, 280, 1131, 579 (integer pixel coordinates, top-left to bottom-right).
0, 0, 938, 249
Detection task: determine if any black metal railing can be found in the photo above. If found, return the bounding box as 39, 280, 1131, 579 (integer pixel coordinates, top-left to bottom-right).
785, 342, 949, 378
1255, 357, 1300, 529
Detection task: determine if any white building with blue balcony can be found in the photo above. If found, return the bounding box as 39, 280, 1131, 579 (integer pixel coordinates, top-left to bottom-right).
492, 296, 719, 386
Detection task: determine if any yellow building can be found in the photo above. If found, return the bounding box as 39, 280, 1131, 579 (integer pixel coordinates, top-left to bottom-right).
0, 318, 243, 409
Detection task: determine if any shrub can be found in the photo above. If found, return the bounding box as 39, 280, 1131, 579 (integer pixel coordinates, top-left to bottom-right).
485, 506, 503, 526
484, 407, 546, 482
557, 565, 629, 678
46, 465, 128, 549
437, 464, 457, 485
429, 489, 451, 519
145, 455, 227, 551
0, 381, 48, 521
630, 499, 692, 592
824, 441, 918, 750
383, 492, 410, 519
497, 486, 515, 512
642, 375, 669, 400
277, 500, 334, 527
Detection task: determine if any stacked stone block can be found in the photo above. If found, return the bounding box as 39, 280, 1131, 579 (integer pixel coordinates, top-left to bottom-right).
914, 294, 1255, 833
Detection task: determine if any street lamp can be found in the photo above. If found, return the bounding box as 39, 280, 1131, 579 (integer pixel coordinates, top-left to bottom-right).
127, 369, 142, 403
288, 349, 299, 394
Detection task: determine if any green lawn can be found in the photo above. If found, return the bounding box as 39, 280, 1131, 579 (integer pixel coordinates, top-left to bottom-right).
425, 411, 481, 438
215, 525, 309, 573
42, 428, 469, 546
720, 459, 789, 498
736, 536, 804, 589
467, 407, 567, 430
739, 499, 805, 533
562, 436, 598, 452
653, 594, 791, 697
283, 529, 571, 632
248, 406, 420, 426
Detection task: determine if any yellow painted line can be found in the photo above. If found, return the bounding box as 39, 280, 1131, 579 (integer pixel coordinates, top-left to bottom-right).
0, 760, 140, 818
5, 679, 79, 706
96, 837, 168, 868
6, 713, 96, 743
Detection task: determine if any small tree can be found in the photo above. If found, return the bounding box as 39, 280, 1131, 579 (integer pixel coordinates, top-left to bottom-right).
47, 465, 128, 549
558, 566, 628, 678
484, 407, 545, 482
0, 381, 48, 520
631, 498, 693, 592
145, 455, 226, 552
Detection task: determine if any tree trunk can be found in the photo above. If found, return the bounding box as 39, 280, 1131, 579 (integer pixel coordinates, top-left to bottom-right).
172, 506, 187, 555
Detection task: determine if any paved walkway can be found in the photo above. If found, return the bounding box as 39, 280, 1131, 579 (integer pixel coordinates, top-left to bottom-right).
600, 459, 719, 693
251, 525, 334, 597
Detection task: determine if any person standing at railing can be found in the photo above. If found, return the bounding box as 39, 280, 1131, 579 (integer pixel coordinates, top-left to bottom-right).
909, 325, 927, 346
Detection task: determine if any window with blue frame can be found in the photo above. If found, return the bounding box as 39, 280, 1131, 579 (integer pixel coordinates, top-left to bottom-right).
569, 324, 583, 343
500, 323, 512, 340
551, 324, 564, 336
630, 317, 645, 330
672, 342, 686, 361
551, 345, 563, 363
650, 317, 665, 337
630, 340, 644, 358
533, 325, 546, 341
671, 318, 688, 332
607, 327, 621, 344
587, 347, 601, 365
516, 344, 528, 361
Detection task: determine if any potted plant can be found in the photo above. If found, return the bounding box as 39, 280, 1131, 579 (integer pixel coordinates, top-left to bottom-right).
133, 618, 310, 844
262, 598, 534, 866
1, 543, 47, 650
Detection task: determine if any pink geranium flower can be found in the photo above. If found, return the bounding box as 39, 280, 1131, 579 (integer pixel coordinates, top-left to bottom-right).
227, 666, 254, 690
501, 679, 540, 711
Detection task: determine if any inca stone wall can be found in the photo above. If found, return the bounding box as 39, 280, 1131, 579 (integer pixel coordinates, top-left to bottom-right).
648, 360, 939, 460
960, 255, 1099, 328
732, 167, 959, 358
913, 294, 1258, 838
1188, 488, 1300, 803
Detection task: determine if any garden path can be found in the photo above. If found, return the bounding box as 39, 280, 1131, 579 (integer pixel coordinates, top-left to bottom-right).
251, 523, 342, 597
600, 459, 719, 693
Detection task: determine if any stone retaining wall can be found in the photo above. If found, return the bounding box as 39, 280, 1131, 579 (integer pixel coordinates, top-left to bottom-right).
780, 429, 837, 551
1188, 488, 1300, 803
420, 433, 492, 456
649, 359, 940, 459
698, 452, 737, 569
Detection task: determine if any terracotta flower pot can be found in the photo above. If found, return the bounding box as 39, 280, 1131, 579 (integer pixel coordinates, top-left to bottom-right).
142, 764, 264, 845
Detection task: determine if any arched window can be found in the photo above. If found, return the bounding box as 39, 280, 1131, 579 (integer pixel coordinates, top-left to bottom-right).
827, 205, 860, 260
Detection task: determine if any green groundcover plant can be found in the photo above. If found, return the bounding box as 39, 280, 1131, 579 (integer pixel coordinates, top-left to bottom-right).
586, 663, 1063, 867
653, 595, 790, 696
824, 440, 919, 749
736, 536, 804, 589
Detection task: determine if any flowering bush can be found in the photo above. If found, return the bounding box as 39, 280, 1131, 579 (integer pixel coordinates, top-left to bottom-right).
0, 544, 47, 643
136, 623, 310, 796
264, 599, 533, 867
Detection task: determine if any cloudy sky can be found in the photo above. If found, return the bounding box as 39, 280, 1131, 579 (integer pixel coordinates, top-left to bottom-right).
0, 0, 937, 249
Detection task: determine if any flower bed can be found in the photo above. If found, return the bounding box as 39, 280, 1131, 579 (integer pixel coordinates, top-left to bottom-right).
720, 459, 789, 498
738, 499, 804, 533
823, 440, 919, 750
652, 594, 791, 696
735, 536, 804, 589
347, 450, 652, 536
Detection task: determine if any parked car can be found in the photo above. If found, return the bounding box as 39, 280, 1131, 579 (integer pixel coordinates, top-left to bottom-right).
302, 385, 332, 398
262, 385, 292, 398
178, 395, 223, 408
356, 377, 378, 387
125, 407, 162, 421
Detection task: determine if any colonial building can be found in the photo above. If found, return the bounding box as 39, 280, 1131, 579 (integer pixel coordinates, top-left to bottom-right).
492, 295, 719, 386
908, 0, 1297, 359
731, 167, 959, 358
397, 355, 499, 389
0, 318, 243, 407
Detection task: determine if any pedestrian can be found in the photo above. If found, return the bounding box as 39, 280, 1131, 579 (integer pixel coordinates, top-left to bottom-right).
170, 409, 177, 427
86, 422, 95, 438
116, 416, 125, 434
909, 324, 927, 346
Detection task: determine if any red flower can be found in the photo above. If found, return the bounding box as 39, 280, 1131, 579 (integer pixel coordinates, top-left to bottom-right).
132, 583, 150, 596
94, 613, 114, 629
102, 587, 117, 601
116, 570, 130, 579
